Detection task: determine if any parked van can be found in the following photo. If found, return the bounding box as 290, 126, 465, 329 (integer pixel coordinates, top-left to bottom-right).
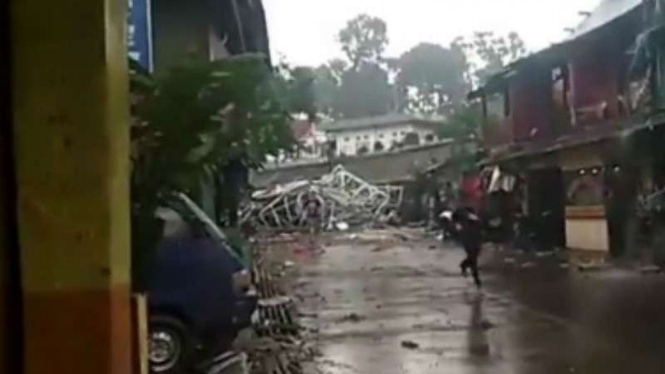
148, 193, 257, 374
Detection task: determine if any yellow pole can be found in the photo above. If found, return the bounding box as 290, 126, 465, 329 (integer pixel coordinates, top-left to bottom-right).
11, 0, 132, 372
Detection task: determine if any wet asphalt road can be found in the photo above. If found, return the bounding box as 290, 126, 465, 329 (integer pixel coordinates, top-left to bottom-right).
294, 230, 665, 374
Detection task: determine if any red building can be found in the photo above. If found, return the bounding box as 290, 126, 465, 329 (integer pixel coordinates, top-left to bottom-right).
471, 0, 665, 258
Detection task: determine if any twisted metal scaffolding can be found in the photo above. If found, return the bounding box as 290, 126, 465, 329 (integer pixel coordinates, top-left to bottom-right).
241, 166, 403, 231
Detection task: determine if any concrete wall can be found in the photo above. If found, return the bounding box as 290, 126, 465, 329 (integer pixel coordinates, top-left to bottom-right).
560, 145, 609, 252
252, 141, 468, 187
565, 218, 609, 252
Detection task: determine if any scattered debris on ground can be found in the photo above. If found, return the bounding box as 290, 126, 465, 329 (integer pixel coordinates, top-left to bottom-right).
576, 262, 609, 272
535, 251, 555, 257
639, 265, 663, 274
246, 240, 318, 374
372, 244, 390, 252
337, 313, 365, 323
401, 340, 420, 349
478, 320, 495, 330
520, 262, 536, 269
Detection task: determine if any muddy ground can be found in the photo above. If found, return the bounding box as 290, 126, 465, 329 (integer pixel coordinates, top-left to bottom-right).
260, 228, 665, 374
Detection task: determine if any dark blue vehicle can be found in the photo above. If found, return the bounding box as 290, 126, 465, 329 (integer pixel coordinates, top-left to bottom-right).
148, 193, 257, 374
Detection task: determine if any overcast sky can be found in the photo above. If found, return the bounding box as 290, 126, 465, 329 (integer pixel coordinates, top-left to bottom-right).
263, 0, 602, 67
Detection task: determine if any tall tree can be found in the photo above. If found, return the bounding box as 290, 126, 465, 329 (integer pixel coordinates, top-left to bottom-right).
397, 43, 469, 114
453, 31, 527, 85
288, 66, 317, 120
338, 14, 389, 70
275, 63, 317, 120
312, 59, 348, 118
337, 62, 394, 118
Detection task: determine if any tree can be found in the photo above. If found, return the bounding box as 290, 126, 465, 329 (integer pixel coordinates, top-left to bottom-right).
397, 43, 469, 114
312, 59, 347, 118
338, 14, 389, 69
337, 62, 394, 118
439, 103, 483, 140
275, 63, 317, 120
374, 141, 385, 152
130, 56, 294, 288
305, 14, 395, 119
453, 31, 527, 85
357, 145, 369, 154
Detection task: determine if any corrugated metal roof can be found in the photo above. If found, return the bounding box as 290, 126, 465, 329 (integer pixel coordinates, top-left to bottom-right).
571, 0, 642, 38
470, 0, 643, 97
318, 113, 444, 132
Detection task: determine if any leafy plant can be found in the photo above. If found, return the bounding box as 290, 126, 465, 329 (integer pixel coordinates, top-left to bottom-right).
338, 14, 388, 70
129, 55, 295, 289
397, 43, 469, 114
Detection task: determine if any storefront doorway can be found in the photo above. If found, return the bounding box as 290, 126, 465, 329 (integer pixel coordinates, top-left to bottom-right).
527, 168, 566, 250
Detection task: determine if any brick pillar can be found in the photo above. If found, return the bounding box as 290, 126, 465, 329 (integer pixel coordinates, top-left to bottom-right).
10, 0, 132, 373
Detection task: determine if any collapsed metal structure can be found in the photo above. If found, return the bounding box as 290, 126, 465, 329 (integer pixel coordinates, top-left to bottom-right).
242, 166, 404, 230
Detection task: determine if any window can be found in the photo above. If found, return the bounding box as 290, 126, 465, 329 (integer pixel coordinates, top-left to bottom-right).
363, 135, 369, 140
551, 65, 571, 126
392, 132, 398, 137
344, 137, 350, 142
378, 134, 384, 139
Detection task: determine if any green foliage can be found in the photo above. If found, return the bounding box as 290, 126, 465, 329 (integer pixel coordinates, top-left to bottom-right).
312, 59, 350, 118
397, 43, 469, 114
129, 55, 294, 288
275, 62, 317, 120
312, 63, 342, 118
337, 62, 394, 118
338, 14, 389, 69
438, 104, 483, 140
132, 55, 294, 197
452, 31, 527, 85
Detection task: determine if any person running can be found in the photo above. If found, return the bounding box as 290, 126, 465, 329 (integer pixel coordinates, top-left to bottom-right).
452, 206, 483, 288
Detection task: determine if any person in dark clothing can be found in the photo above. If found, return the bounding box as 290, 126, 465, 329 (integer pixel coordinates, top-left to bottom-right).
452, 207, 483, 288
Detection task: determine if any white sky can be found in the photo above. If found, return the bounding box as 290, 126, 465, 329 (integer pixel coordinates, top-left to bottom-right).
263, 0, 602, 67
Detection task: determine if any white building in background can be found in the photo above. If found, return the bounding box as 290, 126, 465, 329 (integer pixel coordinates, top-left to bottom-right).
319, 114, 444, 157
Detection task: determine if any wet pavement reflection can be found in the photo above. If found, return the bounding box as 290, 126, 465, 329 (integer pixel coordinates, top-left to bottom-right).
295, 230, 665, 374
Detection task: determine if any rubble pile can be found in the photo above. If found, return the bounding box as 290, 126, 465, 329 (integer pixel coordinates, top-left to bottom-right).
246, 243, 319, 374
242, 166, 403, 231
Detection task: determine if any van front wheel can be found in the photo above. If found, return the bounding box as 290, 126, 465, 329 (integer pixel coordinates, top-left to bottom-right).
149, 315, 196, 374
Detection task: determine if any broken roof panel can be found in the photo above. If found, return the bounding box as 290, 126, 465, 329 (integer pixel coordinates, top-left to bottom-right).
571, 0, 642, 39
469, 0, 643, 98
